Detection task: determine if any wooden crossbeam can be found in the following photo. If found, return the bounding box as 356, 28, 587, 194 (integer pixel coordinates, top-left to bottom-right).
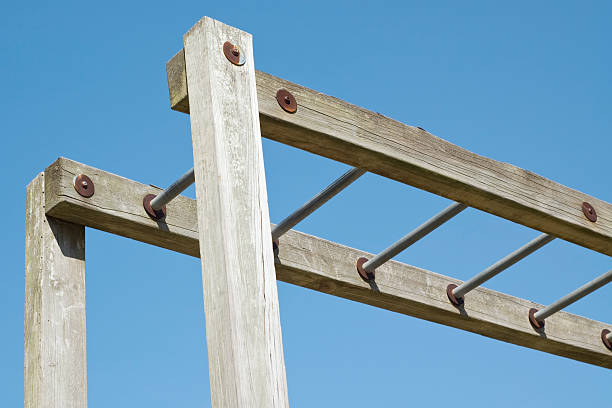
44, 157, 612, 369
166, 49, 612, 257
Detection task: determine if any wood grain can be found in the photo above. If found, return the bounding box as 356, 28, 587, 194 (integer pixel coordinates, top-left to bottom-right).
184, 17, 289, 407
45, 157, 612, 369
167, 49, 612, 257
25, 173, 87, 407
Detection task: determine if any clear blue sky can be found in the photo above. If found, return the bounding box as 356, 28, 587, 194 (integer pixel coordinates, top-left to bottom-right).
3, 1, 611, 406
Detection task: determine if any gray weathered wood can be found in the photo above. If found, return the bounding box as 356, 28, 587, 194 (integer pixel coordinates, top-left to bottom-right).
166, 49, 612, 257
25, 173, 87, 407
44, 157, 612, 369
44, 157, 199, 257
184, 17, 289, 407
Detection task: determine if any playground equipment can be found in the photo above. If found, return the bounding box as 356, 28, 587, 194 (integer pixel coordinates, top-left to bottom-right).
25, 16, 611, 408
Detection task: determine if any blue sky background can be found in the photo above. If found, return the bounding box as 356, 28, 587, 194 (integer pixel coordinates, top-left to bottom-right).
3, 1, 611, 406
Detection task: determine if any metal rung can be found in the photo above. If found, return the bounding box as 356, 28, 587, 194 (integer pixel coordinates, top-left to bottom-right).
529, 269, 612, 328
143, 168, 195, 220
271, 167, 366, 241
448, 233, 555, 304
356, 202, 467, 281
151, 168, 195, 210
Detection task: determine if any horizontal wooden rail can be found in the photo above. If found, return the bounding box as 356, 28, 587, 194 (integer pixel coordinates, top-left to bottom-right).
166, 49, 612, 256
45, 157, 612, 369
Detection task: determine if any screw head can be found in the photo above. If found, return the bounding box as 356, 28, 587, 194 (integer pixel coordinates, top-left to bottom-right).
223, 41, 245, 66
74, 174, 94, 198
582, 202, 597, 222
602, 329, 612, 352
275, 89, 297, 113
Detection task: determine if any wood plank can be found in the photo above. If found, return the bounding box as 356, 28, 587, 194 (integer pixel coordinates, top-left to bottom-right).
44, 157, 612, 369
167, 50, 612, 257
183, 17, 288, 407
25, 173, 87, 407
44, 157, 199, 257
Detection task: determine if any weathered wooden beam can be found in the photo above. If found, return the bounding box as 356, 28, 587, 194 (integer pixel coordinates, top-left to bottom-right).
166, 49, 612, 257
184, 17, 288, 407
44, 157, 612, 369
25, 173, 87, 407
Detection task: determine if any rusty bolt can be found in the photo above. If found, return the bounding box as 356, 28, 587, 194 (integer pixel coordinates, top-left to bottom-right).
582, 202, 597, 222
276, 89, 297, 113
74, 174, 94, 198
223, 41, 245, 66
602, 329, 612, 352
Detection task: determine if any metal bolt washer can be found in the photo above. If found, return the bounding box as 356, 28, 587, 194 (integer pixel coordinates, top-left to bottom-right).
223, 41, 245, 66
143, 194, 167, 220
276, 89, 297, 113
356, 257, 375, 282
582, 202, 597, 222
74, 174, 94, 198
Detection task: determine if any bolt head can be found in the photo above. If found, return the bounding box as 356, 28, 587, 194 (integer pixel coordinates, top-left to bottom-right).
74, 174, 94, 198
275, 89, 297, 113
582, 202, 597, 222
223, 41, 245, 66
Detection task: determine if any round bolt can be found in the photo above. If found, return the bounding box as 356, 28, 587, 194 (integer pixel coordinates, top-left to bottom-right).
602, 329, 612, 352
74, 174, 94, 198
582, 202, 597, 222
276, 89, 297, 113
223, 41, 245, 66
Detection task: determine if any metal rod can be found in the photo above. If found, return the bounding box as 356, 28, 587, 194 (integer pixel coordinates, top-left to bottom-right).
271, 167, 366, 241
534, 269, 612, 322
607, 331, 612, 342
362, 202, 467, 273
150, 168, 195, 210
452, 233, 555, 299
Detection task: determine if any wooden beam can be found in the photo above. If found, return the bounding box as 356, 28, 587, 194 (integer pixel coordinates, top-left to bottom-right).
166, 49, 612, 257
44, 157, 612, 369
25, 173, 87, 407
183, 17, 288, 407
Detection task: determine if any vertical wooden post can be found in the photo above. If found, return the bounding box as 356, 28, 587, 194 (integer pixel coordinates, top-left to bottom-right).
25, 173, 87, 408
184, 17, 289, 407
